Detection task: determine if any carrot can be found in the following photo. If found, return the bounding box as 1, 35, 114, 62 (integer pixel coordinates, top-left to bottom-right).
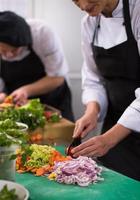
36, 168, 45, 176
36, 133, 43, 140
4, 95, 13, 104
30, 135, 37, 142
17, 170, 25, 173
26, 166, 34, 172
50, 150, 72, 164
16, 156, 22, 165
31, 168, 38, 173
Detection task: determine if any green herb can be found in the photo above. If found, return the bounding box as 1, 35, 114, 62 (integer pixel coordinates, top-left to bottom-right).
0, 185, 19, 200
20, 144, 33, 165
0, 99, 46, 130
50, 113, 60, 122
0, 119, 28, 147
0, 119, 19, 130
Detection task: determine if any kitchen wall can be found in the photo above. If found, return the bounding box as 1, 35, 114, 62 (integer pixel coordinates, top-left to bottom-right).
0, 0, 33, 17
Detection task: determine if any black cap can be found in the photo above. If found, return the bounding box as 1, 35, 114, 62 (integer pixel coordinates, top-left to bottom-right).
0, 11, 32, 47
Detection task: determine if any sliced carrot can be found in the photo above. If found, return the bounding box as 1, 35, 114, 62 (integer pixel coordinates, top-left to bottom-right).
26, 166, 34, 172
17, 170, 25, 173
31, 168, 38, 173
36, 168, 45, 176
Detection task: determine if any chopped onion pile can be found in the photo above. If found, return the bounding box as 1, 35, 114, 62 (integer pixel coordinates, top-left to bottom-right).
48, 156, 103, 187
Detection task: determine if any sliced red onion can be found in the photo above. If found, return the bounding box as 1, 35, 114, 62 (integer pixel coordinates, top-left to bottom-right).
48, 156, 103, 187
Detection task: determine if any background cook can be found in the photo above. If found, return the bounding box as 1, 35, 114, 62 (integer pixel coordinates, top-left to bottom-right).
0, 11, 74, 121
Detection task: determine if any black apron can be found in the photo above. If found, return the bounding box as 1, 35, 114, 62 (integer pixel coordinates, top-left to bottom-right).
1, 48, 74, 121
92, 0, 140, 181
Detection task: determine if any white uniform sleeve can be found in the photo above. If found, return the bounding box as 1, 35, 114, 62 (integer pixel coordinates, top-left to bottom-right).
28, 20, 69, 77
118, 88, 140, 132
81, 16, 108, 121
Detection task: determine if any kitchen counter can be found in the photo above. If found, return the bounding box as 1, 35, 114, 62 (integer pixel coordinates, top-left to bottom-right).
16, 146, 140, 200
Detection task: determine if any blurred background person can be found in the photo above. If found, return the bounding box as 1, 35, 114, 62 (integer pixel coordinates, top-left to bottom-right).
0, 11, 74, 121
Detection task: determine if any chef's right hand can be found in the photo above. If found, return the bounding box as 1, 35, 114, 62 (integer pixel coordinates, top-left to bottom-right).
73, 102, 100, 138
10, 87, 28, 105
73, 112, 98, 138
0, 92, 7, 103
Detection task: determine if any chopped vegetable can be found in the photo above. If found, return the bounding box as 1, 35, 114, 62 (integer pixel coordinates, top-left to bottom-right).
0, 119, 19, 130
44, 111, 61, 122
4, 96, 14, 104
16, 144, 71, 176
30, 132, 43, 143
0, 99, 46, 130
0, 119, 28, 147
48, 156, 103, 187
16, 144, 103, 187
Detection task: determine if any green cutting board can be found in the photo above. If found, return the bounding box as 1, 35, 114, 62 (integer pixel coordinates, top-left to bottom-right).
16, 146, 140, 200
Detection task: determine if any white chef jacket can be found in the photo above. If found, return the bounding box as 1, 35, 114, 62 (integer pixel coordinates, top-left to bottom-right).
81, 0, 140, 131
0, 19, 69, 90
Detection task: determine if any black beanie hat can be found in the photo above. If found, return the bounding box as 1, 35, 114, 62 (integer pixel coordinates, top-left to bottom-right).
0, 11, 32, 47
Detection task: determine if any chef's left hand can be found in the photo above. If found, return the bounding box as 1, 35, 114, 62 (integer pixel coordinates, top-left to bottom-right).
71, 134, 112, 158
10, 87, 28, 105
71, 124, 131, 158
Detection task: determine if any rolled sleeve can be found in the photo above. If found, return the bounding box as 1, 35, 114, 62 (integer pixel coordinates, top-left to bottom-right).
82, 89, 108, 122
118, 88, 140, 132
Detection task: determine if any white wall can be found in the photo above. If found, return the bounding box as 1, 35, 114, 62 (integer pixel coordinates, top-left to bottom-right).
0, 0, 33, 17
33, 0, 84, 74
33, 0, 85, 119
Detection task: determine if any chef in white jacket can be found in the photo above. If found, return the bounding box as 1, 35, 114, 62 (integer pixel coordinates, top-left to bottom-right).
0, 11, 74, 121
71, 0, 140, 180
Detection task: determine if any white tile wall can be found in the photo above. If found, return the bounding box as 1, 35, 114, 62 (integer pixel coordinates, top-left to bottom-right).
0, 0, 32, 17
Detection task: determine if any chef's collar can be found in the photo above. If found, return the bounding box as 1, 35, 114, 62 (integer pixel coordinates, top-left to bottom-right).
100, 0, 123, 18
1, 47, 31, 62
112, 0, 123, 17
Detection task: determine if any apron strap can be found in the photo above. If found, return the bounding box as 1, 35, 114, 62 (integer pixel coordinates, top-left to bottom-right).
92, 15, 101, 45
123, 0, 135, 40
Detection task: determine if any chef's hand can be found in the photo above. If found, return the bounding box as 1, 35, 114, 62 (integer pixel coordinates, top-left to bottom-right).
10, 87, 28, 105
73, 113, 98, 138
73, 102, 100, 138
0, 92, 7, 103
71, 134, 111, 158
71, 124, 131, 158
